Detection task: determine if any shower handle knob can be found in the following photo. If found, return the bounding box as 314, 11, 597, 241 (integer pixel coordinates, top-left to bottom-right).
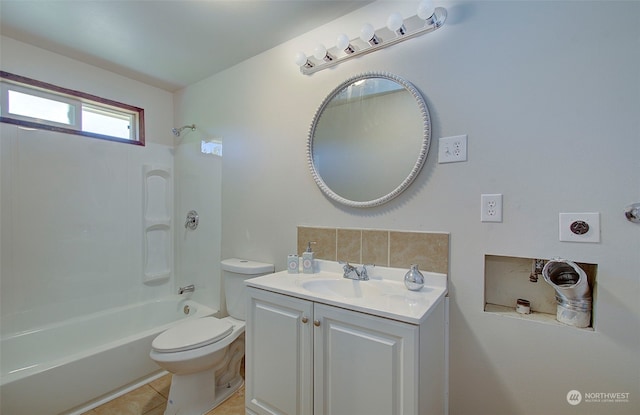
185, 210, 199, 230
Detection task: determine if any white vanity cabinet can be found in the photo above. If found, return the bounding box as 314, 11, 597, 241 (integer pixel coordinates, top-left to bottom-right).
245, 287, 313, 415
245, 286, 447, 415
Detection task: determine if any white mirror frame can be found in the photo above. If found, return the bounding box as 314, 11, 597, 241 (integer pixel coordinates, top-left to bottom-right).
307, 72, 431, 208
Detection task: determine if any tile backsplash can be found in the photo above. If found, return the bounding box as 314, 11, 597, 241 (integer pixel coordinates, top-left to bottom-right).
297, 226, 449, 274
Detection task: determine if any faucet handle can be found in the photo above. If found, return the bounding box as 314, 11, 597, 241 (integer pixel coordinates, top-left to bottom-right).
339, 261, 360, 279
359, 264, 374, 280
339, 260, 354, 270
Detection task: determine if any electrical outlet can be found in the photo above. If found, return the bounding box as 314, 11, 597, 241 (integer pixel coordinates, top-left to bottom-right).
481, 194, 503, 222
438, 135, 467, 163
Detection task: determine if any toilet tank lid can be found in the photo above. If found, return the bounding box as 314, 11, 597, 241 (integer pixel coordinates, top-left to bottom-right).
221, 258, 274, 274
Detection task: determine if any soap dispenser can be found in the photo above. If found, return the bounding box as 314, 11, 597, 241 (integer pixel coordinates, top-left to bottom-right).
302, 241, 316, 274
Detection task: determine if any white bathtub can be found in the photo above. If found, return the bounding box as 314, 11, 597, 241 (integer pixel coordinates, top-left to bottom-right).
0, 296, 216, 415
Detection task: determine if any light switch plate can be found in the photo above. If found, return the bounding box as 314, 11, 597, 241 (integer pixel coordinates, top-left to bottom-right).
438, 135, 467, 163
559, 212, 600, 243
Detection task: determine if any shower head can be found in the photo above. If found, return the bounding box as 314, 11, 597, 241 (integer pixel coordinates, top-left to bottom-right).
172, 124, 196, 137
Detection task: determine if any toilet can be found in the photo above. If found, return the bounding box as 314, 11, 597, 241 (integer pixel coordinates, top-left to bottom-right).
150, 258, 274, 415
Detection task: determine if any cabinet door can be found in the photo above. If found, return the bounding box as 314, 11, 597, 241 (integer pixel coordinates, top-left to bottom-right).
246, 288, 313, 415
314, 303, 419, 415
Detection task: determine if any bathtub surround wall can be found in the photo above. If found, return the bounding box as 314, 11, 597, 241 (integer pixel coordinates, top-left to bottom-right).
172, 132, 223, 309
1, 35, 225, 412
0, 37, 177, 334
0, 35, 222, 320
175, 1, 638, 414
297, 226, 449, 274
0, 37, 181, 412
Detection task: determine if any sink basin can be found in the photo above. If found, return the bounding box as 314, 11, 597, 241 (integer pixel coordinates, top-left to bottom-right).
301, 279, 384, 298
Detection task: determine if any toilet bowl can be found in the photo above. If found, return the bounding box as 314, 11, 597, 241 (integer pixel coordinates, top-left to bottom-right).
150, 316, 246, 415
150, 258, 273, 415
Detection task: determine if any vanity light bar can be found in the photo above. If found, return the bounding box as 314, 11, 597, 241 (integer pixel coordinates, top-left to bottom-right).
296, 5, 447, 75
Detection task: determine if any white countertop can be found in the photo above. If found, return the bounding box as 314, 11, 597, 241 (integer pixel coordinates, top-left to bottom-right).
245, 260, 448, 324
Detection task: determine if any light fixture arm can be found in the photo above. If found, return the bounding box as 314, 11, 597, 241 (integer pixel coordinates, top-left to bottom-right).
297, 7, 446, 75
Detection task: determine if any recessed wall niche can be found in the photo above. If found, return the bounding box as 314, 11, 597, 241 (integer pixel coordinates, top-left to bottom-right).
484, 255, 597, 329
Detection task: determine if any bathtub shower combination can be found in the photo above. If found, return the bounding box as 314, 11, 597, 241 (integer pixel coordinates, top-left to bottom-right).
0, 296, 215, 415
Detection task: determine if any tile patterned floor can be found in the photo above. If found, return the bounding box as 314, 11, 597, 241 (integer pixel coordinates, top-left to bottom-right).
80, 374, 245, 415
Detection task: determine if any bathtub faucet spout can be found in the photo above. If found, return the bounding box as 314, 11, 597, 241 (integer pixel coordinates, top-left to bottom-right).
178, 284, 195, 295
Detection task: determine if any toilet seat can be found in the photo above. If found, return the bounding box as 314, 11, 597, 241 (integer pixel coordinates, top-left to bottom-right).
152, 317, 233, 353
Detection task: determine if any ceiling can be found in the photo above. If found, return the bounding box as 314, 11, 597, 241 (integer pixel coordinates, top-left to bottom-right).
0, 0, 371, 92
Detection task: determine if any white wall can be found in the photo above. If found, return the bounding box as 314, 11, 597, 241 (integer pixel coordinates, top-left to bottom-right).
0, 37, 176, 331
177, 1, 639, 414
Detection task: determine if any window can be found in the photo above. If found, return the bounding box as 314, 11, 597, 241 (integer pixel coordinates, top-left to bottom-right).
1, 71, 144, 145
201, 139, 223, 156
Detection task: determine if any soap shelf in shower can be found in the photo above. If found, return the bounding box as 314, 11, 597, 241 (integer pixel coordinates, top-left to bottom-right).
143, 165, 173, 284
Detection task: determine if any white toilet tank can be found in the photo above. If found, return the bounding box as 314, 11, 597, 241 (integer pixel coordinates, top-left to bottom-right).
221, 258, 274, 320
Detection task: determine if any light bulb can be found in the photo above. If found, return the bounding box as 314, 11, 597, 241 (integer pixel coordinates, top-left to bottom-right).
336, 33, 355, 54
417, 0, 435, 20
313, 44, 327, 60
294, 52, 309, 67
360, 23, 374, 42
336, 34, 349, 51
386, 12, 405, 35
336, 34, 349, 50
359, 23, 380, 45
313, 43, 334, 62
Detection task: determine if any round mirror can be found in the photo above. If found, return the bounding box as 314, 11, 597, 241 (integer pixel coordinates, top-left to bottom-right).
307, 72, 431, 208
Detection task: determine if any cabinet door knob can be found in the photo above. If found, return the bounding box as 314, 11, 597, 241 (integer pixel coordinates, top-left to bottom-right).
313, 320, 321, 327
301, 316, 308, 324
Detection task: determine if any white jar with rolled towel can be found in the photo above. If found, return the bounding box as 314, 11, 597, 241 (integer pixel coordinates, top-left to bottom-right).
516, 299, 531, 314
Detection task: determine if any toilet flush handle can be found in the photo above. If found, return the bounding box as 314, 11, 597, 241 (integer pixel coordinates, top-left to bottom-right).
625, 203, 640, 223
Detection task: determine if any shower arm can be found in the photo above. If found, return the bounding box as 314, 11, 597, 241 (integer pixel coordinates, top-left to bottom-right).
172, 124, 196, 137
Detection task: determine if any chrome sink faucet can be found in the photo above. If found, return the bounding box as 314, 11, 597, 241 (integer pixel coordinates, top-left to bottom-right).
178, 284, 195, 295
340, 262, 373, 281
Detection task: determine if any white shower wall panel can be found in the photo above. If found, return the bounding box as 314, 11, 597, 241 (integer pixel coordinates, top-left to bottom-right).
0, 125, 174, 335
173, 135, 222, 311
